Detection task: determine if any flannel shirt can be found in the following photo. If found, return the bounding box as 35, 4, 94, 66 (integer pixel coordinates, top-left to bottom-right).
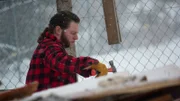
26, 32, 99, 92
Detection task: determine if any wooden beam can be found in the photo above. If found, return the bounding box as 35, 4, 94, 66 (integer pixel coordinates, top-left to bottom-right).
148, 94, 173, 101
102, 0, 122, 45
56, 0, 76, 57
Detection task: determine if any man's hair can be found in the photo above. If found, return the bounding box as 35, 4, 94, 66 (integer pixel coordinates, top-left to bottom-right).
38, 11, 80, 43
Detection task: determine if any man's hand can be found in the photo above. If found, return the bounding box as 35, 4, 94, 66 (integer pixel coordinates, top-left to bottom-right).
91, 63, 108, 77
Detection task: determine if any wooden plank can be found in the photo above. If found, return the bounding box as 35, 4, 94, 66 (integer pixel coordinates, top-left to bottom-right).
74, 79, 180, 101
21, 66, 180, 101
102, 0, 122, 45
148, 94, 173, 101
56, 0, 76, 57
0, 81, 38, 101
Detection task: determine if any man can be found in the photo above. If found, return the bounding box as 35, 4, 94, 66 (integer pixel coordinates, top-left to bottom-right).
26, 11, 108, 92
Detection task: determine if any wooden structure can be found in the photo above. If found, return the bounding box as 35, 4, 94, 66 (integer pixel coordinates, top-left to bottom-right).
102, 0, 122, 45
0, 65, 179, 101
0, 82, 38, 101
18, 65, 180, 101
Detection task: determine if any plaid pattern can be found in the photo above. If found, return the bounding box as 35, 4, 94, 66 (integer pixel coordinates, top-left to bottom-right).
26, 32, 99, 92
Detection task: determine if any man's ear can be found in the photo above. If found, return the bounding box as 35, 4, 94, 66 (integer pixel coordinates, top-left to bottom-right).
54, 26, 62, 36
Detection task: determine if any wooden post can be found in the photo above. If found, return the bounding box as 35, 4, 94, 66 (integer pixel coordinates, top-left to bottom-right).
56, 0, 72, 11
56, 0, 76, 57
102, 0, 122, 45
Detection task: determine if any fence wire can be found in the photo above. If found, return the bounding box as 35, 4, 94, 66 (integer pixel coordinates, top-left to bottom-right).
0, 0, 180, 90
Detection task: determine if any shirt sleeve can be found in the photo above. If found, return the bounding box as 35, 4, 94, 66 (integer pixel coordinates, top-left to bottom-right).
44, 44, 99, 77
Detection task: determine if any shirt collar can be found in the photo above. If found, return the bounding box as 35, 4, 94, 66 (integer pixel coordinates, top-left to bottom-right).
45, 32, 62, 44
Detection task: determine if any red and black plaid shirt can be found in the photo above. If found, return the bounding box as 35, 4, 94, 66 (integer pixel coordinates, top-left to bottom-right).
26, 32, 98, 92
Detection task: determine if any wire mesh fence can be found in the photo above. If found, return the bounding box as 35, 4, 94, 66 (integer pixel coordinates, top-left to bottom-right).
0, 0, 180, 90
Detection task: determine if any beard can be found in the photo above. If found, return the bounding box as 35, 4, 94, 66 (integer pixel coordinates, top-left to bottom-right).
61, 30, 70, 48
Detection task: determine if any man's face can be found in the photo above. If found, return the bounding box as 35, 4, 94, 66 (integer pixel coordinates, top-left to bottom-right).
61, 21, 79, 48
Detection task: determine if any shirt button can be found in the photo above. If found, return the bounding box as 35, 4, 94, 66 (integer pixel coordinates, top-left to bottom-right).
57, 76, 61, 80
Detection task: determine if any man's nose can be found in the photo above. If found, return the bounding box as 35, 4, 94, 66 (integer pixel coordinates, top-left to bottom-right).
74, 35, 78, 40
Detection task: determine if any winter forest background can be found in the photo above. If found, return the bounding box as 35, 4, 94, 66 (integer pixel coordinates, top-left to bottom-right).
0, 0, 180, 89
